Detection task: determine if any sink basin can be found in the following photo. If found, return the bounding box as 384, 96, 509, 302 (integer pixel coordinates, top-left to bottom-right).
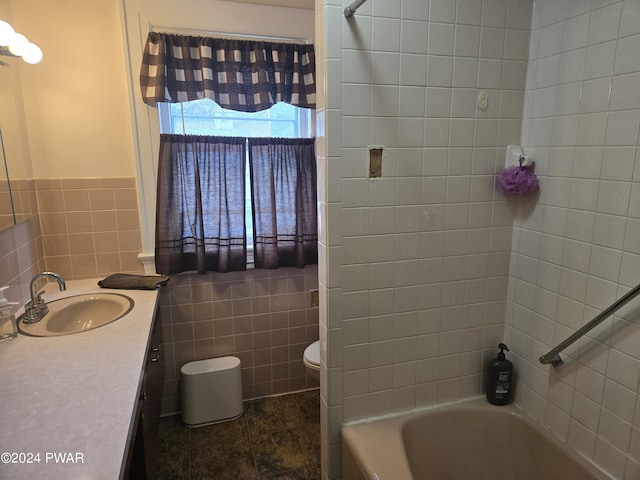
18, 293, 134, 337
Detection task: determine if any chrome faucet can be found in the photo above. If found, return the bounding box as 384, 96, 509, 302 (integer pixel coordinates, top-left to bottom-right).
22, 272, 66, 324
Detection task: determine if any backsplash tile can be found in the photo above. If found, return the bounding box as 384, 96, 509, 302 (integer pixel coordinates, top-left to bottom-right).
36, 177, 144, 280
0, 216, 45, 305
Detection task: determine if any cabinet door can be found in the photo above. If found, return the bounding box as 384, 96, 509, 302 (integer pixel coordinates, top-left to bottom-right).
142, 318, 165, 476
123, 399, 146, 480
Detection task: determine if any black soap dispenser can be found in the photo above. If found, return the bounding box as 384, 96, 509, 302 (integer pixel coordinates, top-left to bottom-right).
486, 343, 513, 405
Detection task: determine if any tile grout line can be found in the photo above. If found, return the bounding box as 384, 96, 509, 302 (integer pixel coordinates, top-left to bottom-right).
244, 412, 261, 480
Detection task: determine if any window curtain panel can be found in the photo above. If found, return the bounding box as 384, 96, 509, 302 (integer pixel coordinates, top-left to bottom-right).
140, 32, 316, 111
249, 137, 317, 269
155, 134, 247, 274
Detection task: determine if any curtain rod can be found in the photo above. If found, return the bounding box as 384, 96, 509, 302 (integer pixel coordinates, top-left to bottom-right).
151, 24, 310, 44
344, 0, 368, 18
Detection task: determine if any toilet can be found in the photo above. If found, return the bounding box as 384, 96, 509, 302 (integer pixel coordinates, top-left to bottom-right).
303, 340, 320, 380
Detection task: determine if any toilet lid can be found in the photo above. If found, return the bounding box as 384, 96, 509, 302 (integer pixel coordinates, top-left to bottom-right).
303, 341, 320, 366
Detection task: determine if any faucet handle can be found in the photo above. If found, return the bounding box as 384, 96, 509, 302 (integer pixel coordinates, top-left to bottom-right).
31, 290, 48, 314
25, 299, 37, 312
23, 300, 41, 324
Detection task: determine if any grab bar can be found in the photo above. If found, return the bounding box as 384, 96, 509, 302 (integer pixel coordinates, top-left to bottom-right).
539, 282, 640, 366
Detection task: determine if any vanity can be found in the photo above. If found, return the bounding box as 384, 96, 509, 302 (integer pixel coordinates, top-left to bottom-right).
0, 278, 162, 479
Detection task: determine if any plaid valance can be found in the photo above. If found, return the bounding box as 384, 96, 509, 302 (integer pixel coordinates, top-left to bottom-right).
140, 32, 316, 111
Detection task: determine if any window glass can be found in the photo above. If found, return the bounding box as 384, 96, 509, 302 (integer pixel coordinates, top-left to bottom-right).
160, 99, 311, 138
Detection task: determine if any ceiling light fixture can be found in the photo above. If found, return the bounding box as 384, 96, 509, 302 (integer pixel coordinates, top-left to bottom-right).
0, 20, 43, 64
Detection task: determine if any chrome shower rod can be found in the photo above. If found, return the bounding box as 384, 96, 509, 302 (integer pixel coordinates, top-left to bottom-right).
344, 0, 368, 18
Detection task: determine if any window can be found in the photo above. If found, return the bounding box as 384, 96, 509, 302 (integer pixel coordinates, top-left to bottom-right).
159, 100, 312, 138
158, 99, 313, 264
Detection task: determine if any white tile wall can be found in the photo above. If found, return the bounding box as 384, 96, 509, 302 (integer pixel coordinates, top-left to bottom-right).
317, 0, 530, 478
509, 1, 640, 479
319, 0, 640, 478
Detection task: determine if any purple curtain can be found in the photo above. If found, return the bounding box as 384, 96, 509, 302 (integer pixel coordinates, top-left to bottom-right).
249, 138, 317, 269
155, 134, 247, 274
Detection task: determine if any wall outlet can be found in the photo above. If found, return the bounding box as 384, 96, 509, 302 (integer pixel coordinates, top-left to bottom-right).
310, 289, 319, 308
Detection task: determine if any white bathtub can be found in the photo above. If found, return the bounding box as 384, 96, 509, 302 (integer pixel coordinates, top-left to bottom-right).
342, 397, 612, 480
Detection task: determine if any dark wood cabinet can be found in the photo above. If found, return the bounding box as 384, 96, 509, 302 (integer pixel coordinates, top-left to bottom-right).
141, 316, 164, 475
123, 314, 165, 479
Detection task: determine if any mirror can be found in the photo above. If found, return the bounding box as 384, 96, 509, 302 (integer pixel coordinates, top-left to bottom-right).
0, 0, 36, 232
0, 128, 14, 230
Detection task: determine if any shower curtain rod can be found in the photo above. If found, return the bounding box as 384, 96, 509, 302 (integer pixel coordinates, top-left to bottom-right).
344, 0, 368, 18
151, 24, 310, 44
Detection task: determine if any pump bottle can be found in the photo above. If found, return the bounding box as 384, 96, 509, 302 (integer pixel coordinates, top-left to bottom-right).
0, 286, 19, 342
486, 343, 513, 405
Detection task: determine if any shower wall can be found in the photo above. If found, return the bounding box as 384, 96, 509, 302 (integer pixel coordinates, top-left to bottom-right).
508, 0, 640, 478
315, 0, 531, 477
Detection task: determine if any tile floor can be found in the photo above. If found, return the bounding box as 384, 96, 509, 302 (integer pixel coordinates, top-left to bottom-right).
154, 389, 321, 480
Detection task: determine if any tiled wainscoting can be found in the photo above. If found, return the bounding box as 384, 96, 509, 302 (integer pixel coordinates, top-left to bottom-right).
1, 176, 320, 415
35, 177, 145, 279
157, 265, 320, 414
0, 182, 12, 230
0, 215, 45, 303
0, 176, 142, 301
9, 178, 37, 224
0, 178, 38, 230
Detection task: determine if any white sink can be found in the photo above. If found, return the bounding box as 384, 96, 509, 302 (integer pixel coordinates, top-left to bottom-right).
18, 293, 134, 337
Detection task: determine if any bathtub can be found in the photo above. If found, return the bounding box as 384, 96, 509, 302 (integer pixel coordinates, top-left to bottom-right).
342, 397, 612, 480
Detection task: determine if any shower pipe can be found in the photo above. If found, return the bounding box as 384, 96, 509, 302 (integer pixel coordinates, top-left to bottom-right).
539, 281, 640, 366
344, 0, 368, 18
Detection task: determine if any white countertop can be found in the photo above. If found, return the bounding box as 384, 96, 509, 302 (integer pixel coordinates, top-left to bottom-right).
0, 278, 159, 480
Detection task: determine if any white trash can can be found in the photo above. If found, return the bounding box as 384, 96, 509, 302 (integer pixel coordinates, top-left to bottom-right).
180, 356, 243, 427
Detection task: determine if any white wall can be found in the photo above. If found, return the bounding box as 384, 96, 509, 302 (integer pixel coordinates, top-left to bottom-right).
508, 1, 640, 478
316, 0, 531, 477
10, 0, 137, 179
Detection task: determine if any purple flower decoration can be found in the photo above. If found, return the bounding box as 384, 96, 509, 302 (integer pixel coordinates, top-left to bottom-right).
497, 165, 539, 196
